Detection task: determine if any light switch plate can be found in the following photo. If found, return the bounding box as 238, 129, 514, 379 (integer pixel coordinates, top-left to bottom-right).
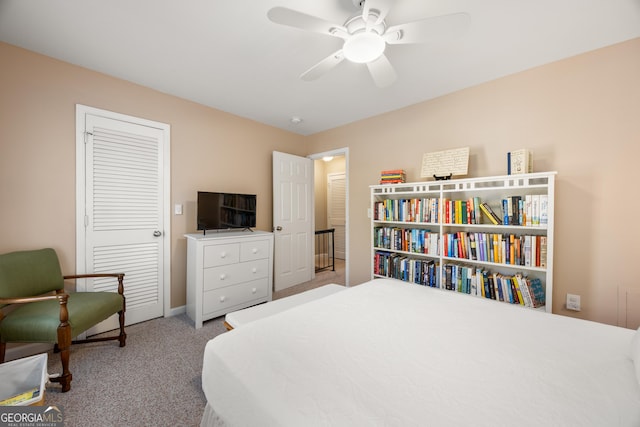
566, 293, 581, 311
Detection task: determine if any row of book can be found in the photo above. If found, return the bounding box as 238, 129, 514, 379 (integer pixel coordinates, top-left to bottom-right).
379, 169, 406, 184
373, 226, 439, 255
373, 226, 547, 268
442, 263, 545, 308
373, 250, 545, 308
374, 251, 438, 287
442, 195, 548, 226
373, 194, 548, 227
373, 197, 439, 223
443, 231, 547, 268
499, 195, 548, 226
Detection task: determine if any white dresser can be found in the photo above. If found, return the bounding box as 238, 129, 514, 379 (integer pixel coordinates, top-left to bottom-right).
185, 230, 273, 329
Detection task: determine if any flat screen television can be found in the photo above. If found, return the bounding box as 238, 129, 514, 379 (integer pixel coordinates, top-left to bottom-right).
197, 191, 257, 233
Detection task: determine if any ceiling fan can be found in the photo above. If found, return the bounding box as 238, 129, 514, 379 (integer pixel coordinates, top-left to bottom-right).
267, 0, 469, 88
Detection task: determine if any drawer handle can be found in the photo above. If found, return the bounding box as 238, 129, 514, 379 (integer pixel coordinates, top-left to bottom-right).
219, 274, 226, 280
252, 248, 258, 254
252, 268, 257, 273
220, 296, 226, 302
251, 287, 257, 294
220, 252, 227, 258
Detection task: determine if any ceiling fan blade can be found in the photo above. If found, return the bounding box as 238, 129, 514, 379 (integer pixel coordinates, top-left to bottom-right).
268, 7, 348, 39
300, 50, 345, 81
366, 54, 397, 88
362, 0, 394, 26
383, 12, 470, 45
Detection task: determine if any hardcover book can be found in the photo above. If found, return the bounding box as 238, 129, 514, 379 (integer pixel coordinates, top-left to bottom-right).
508, 149, 533, 175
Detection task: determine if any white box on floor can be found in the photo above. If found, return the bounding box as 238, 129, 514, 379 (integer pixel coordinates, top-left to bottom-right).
0, 353, 47, 406
225, 284, 346, 329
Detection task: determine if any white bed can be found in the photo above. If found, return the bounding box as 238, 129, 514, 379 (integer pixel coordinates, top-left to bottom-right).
201, 278, 640, 426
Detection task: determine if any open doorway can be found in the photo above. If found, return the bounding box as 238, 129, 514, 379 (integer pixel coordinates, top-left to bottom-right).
272, 148, 349, 301
310, 148, 348, 287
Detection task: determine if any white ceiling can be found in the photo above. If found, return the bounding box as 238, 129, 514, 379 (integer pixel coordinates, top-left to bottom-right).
1, 0, 639, 135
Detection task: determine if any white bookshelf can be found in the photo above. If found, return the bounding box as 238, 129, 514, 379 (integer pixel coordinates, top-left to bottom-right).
370, 172, 555, 312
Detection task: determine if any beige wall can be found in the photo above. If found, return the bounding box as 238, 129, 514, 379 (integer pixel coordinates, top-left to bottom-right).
0, 42, 306, 309
3, 38, 639, 326
307, 38, 640, 326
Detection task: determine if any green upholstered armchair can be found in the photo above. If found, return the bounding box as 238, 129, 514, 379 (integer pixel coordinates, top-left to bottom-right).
0, 248, 126, 392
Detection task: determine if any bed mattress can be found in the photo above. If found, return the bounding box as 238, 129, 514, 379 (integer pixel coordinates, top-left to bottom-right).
202, 278, 640, 426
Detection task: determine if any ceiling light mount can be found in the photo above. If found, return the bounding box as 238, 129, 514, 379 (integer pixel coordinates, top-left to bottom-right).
343, 32, 385, 63
342, 10, 387, 64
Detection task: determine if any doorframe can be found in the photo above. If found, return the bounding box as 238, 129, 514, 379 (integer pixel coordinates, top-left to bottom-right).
308, 147, 349, 287
75, 104, 171, 317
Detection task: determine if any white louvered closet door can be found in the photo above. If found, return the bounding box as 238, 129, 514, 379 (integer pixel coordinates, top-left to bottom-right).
83, 114, 165, 334
327, 172, 346, 260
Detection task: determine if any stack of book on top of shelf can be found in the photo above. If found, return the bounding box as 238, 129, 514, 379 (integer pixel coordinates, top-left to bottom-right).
379, 169, 406, 184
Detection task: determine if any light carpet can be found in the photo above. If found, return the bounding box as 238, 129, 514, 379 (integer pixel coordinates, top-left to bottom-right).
44, 314, 226, 427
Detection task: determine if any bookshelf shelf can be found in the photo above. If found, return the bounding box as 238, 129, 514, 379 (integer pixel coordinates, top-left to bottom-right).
371, 171, 556, 312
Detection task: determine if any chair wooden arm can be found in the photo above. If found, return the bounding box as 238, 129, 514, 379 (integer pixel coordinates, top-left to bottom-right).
0, 293, 68, 306
63, 273, 125, 295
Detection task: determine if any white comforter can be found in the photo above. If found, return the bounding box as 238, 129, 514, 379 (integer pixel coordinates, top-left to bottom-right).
202, 279, 640, 426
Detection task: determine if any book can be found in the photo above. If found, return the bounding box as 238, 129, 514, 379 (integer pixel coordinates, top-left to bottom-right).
479, 202, 503, 225
511, 275, 525, 305
539, 236, 547, 268
511, 196, 521, 225
0, 387, 40, 406
539, 194, 548, 226
524, 195, 532, 226
508, 149, 533, 174
379, 169, 406, 184
515, 274, 534, 308
528, 278, 546, 308
502, 199, 509, 225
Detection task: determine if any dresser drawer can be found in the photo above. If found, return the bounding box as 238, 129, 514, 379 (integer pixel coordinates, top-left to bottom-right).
240, 239, 271, 262
202, 278, 269, 316
203, 243, 239, 267
203, 259, 269, 291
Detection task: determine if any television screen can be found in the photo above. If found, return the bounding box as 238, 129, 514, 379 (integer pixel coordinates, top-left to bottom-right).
197, 192, 257, 232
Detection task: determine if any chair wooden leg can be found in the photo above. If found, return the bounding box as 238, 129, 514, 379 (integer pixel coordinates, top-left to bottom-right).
53, 321, 73, 392
0, 342, 5, 363
118, 310, 126, 347
57, 346, 72, 392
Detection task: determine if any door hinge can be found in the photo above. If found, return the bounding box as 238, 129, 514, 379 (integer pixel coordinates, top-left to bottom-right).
84, 215, 89, 227
84, 131, 93, 144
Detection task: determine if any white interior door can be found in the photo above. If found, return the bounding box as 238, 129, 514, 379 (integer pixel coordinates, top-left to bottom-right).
327, 172, 346, 260
273, 151, 313, 291
76, 106, 170, 335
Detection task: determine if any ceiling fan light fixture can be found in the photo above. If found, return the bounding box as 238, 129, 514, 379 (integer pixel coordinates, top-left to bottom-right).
343, 32, 386, 64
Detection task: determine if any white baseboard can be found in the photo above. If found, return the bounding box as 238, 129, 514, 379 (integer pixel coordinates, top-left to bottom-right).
168, 305, 186, 317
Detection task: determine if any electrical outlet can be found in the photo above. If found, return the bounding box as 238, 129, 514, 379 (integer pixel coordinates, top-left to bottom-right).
566, 293, 581, 311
